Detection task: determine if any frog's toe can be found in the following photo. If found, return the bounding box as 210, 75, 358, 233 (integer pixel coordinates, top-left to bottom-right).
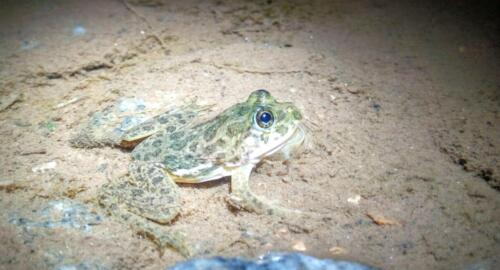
127, 216, 191, 257
227, 193, 303, 218
156, 232, 192, 258
124, 211, 191, 257
70, 126, 121, 148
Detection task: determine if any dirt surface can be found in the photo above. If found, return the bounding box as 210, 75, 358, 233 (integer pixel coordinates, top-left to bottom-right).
0, 0, 499, 269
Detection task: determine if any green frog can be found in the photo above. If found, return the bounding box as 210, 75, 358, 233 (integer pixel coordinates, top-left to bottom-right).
71, 89, 307, 256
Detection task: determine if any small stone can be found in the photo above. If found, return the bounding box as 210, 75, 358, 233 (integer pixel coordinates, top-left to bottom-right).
277, 227, 288, 234
20, 40, 39, 50
53, 96, 84, 109
347, 195, 361, 205
366, 212, 399, 226
292, 240, 307, 251
32, 160, 57, 173
329, 246, 347, 255
346, 87, 361, 94
72, 25, 86, 36
97, 163, 108, 172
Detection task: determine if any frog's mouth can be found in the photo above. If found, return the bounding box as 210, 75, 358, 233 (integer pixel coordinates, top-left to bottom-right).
254, 123, 307, 161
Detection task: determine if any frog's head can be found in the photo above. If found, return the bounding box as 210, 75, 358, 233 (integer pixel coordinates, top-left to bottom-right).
227, 89, 306, 164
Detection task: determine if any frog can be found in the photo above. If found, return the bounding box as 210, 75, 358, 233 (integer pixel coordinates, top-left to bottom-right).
71, 89, 307, 257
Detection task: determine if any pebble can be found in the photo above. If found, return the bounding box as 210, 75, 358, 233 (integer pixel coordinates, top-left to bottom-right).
72, 25, 87, 36
329, 246, 347, 255
54, 96, 85, 109
347, 194, 361, 205
32, 160, 57, 173
292, 240, 307, 251
20, 40, 39, 50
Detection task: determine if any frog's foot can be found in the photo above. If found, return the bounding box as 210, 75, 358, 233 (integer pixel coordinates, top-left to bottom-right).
228, 165, 303, 217
131, 215, 191, 257
70, 104, 125, 148
228, 191, 303, 217
99, 162, 191, 257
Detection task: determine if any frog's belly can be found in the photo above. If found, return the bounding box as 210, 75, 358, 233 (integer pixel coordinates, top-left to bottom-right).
167, 165, 230, 184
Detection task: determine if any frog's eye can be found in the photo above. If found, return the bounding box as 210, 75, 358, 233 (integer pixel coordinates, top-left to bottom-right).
256, 109, 274, 129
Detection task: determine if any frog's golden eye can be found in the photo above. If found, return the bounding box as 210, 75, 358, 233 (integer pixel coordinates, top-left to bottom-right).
256, 109, 274, 129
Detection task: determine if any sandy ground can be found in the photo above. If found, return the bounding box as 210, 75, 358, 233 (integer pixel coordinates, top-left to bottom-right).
0, 0, 499, 269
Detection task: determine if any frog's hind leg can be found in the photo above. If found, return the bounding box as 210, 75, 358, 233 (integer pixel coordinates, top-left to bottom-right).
99, 162, 190, 257
71, 99, 212, 149
228, 165, 303, 217
70, 99, 149, 148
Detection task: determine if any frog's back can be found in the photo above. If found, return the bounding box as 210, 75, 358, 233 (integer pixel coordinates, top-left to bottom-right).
131, 126, 211, 176
131, 103, 254, 182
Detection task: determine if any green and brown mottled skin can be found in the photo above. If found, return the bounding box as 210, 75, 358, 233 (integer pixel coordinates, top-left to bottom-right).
71, 90, 307, 257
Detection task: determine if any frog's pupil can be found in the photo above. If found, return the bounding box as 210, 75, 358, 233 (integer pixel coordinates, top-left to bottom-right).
260, 112, 271, 123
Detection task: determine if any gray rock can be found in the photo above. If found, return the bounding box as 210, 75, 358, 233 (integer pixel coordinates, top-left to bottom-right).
168, 252, 376, 270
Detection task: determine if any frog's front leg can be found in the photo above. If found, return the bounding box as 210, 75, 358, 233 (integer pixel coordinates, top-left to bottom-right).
99, 161, 191, 257
228, 165, 302, 216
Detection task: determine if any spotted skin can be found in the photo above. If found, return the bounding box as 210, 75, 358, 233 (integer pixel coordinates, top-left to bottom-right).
123, 111, 197, 143
98, 162, 190, 256
73, 90, 307, 257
